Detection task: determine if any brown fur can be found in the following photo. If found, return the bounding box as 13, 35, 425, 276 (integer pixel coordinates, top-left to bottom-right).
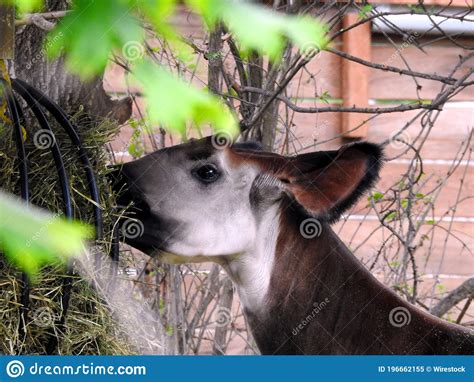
245, 201, 474, 355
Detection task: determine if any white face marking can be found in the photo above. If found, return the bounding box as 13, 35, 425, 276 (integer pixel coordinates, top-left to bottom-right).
147, 150, 260, 259
223, 204, 280, 312
123, 143, 283, 314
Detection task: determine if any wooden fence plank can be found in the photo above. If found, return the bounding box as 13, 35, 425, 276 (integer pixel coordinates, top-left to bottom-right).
280, 102, 472, 159
367, 0, 471, 7
287, 50, 342, 99
341, 13, 371, 138
370, 44, 474, 101
334, 219, 473, 275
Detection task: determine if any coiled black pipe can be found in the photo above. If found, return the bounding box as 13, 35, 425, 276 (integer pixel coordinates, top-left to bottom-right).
1, 78, 120, 354
1, 81, 30, 347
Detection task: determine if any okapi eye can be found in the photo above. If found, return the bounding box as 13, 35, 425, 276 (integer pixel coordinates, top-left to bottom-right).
192, 164, 221, 184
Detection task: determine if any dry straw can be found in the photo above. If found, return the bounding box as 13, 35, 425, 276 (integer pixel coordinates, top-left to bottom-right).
0, 112, 137, 355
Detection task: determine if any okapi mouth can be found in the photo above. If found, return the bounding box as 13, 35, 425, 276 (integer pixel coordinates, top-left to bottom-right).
108, 165, 177, 257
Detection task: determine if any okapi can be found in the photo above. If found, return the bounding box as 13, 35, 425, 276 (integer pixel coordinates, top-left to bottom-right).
112, 137, 474, 355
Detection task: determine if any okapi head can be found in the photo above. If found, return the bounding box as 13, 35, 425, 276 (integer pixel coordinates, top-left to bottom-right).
112, 137, 473, 355
114, 137, 382, 261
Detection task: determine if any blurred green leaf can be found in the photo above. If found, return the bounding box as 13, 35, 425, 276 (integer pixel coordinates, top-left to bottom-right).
188, 0, 329, 60
373, 191, 384, 201
139, 0, 176, 35
43, 0, 328, 137
47, 0, 144, 79
318, 90, 331, 104
358, 4, 373, 20
385, 211, 397, 222
3, 0, 42, 13
0, 191, 92, 276
128, 119, 145, 157
133, 60, 238, 136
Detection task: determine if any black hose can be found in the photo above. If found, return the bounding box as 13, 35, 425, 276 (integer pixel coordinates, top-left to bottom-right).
1, 79, 118, 354
1, 80, 30, 350
10, 80, 78, 354
12, 79, 103, 239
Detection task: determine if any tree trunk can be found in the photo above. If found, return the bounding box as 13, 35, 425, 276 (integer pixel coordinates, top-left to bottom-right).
11, 0, 131, 125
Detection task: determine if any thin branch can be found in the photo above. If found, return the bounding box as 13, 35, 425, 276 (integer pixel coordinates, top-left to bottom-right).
15, 11, 68, 28
432, 278, 474, 318
241, 86, 439, 113
327, 47, 458, 85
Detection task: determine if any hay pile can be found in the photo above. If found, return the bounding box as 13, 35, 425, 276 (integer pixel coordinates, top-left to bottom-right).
0, 110, 135, 355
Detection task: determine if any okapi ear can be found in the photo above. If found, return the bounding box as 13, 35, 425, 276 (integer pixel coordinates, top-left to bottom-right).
281, 142, 383, 221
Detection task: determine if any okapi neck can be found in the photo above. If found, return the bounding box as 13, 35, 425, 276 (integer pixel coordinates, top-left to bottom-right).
244, 208, 473, 354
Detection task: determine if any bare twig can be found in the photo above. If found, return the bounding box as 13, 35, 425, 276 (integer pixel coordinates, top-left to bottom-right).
15, 11, 68, 28
432, 278, 474, 318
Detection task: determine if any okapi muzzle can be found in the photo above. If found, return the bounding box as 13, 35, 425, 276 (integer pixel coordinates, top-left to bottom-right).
111, 136, 474, 355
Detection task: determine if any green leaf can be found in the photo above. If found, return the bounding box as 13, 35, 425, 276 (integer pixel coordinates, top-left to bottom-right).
128, 142, 144, 158
41, 0, 329, 143
318, 90, 331, 104
166, 325, 174, 336
188, 0, 328, 61
0, 192, 92, 277
133, 60, 238, 136
139, 0, 176, 33
408, 4, 424, 14
425, 219, 435, 225
47, 0, 144, 79
401, 199, 408, 209
358, 4, 373, 20
5, 0, 42, 13
372, 191, 384, 202
367, 191, 384, 202
385, 211, 397, 222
